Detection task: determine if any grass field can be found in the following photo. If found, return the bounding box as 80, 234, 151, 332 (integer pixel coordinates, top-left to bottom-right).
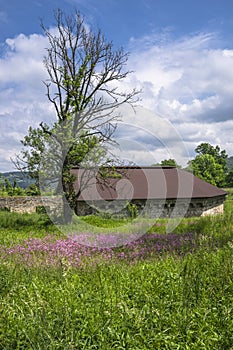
0, 190, 233, 349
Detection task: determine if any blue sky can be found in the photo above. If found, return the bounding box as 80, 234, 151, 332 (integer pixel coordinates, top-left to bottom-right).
1, 0, 233, 46
1, 0, 233, 171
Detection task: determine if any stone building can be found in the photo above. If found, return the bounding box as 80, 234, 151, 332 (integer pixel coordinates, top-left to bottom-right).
71, 166, 227, 218
0, 166, 227, 217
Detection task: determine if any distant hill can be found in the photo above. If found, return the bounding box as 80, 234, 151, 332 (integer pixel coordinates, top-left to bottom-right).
227, 156, 233, 171
0, 171, 35, 189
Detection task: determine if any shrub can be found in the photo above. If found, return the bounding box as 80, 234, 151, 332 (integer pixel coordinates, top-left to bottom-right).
126, 201, 138, 218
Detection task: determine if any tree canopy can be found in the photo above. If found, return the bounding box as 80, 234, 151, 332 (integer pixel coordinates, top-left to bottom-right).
190, 154, 226, 187
189, 143, 228, 187
160, 159, 181, 168
195, 143, 228, 171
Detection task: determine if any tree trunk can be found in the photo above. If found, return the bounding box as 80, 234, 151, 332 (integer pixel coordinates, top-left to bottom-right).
62, 194, 73, 224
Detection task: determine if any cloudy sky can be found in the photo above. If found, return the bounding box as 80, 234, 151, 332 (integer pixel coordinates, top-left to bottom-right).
1, 0, 233, 171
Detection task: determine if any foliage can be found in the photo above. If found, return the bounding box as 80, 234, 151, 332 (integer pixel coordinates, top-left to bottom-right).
0, 177, 40, 197
160, 158, 181, 168
14, 126, 50, 185
4, 178, 24, 196
190, 154, 226, 187
195, 142, 228, 171
25, 184, 41, 196
188, 143, 228, 187
186, 143, 233, 188
0, 178, 25, 196
126, 201, 139, 218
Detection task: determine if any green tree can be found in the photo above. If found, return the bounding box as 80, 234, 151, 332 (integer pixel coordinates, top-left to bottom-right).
160, 159, 181, 168
25, 184, 41, 196
14, 126, 49, 186
14, 9, 138, 223
195, 143, 228, 171
190, 154, 226, 187
2, 178, 25, 196
16, 127, 103, 195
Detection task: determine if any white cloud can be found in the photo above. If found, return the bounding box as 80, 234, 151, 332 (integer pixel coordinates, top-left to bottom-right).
0, 29, 233, 172
0, 33, 48, 86
0, 32, 54, 171
111, 105, 191, 167
119, 31, 233, 162
128, 32, 233, 123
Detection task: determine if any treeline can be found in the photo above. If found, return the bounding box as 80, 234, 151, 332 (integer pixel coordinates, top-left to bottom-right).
0, 178, 39, 196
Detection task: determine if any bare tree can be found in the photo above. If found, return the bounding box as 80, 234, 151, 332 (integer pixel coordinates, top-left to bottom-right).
15, 8, 139, 223
42, 9, 137, 134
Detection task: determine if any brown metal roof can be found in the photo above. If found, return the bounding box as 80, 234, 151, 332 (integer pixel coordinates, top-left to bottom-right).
71, 166, 227, 201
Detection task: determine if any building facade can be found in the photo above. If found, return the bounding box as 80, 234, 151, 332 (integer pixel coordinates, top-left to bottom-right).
71, 166, 227, 218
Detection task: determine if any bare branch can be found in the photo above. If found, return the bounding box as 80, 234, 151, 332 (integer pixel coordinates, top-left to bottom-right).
14, 8, 140, 223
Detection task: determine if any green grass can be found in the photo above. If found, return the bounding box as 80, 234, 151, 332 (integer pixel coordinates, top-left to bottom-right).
0, 211, 62, 246
0, 193, 233, 349
1, 249, 233, 349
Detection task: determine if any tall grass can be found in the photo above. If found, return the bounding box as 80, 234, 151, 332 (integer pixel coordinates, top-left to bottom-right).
0, 192, 232, 349
0, 211, 60, 246
0, 211, 53, 229
0, 248, 233, 349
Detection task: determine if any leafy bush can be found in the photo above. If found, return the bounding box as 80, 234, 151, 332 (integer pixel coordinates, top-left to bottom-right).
25, 184, 40, 196
126, 201, 138, 218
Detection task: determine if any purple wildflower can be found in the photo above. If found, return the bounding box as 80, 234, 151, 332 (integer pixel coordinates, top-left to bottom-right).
0, 231, 198, 268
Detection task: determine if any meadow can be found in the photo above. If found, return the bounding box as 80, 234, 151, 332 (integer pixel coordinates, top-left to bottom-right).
0, 190, 233, 349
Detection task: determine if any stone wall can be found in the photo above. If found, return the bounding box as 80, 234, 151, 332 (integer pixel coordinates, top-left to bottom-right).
0, 196, 63, 214
0, 195, 226, 218
142, 197, 226, 218
76, 196, 226, 218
